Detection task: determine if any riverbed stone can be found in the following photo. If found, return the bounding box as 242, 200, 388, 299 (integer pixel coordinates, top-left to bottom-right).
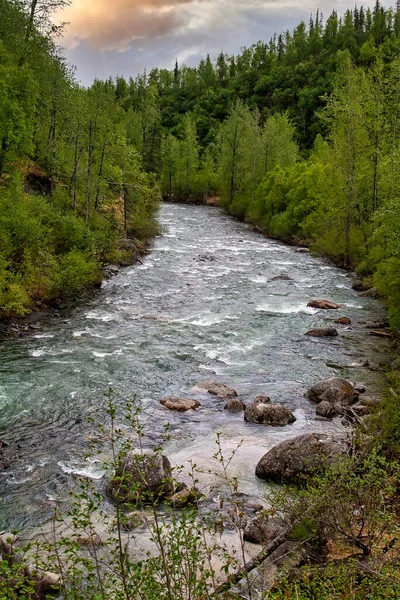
244, 402, 296, 426
160, 396, 201, 412
107, 450, 174, 504
224, 398, 246, 411
304, 327, 338, 337
270, 274, 293, 281
307, 299, 341, 310
194, 380, 237, 398
255, 433, 350, 483
170, 487, 201, 508
335, 317, 352, 325
315, 400, 336, 418
305, 378, 360, 406
243, 512, 288, 545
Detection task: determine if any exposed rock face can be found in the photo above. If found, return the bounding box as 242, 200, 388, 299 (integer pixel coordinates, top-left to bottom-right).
243, 513, 288, 544
255, 433, 350, 483
160, 396, 201, 411
107, 451, 174, 504
307, 299, 341, 310
194, 380, 237, 398
335, 317, 352, 325
304, 327, 338, 337
244, 402, 296, 426
305, 378, 360, 406
171, 487, 201, 508
224, 398, 246, 411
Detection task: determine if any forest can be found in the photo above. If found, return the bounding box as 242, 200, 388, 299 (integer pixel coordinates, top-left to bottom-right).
1, 0, 400, 329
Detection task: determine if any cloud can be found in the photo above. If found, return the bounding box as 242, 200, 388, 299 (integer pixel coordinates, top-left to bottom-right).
62, 0, 210, 52
60, 0, 392, 83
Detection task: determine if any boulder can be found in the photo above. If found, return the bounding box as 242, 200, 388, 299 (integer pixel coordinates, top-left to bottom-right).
243, 513, 288, 545
315, 400, 336, 418
230, 493, 264, 514
107, 451, 174, 504
255, 395, 271, 404
295, 247, 309, 254
194, 380, 237, 398
255, 433, 350, 483
224, 398, 246, 411
307, 299, 341, 310
352, 279, 369, 291
305, 378, 360, 406
304, 327, 338, 337
244, 402, 296, 426
335, 317, 352, 325
171, 487, 201, 508
160, 396, 201, 412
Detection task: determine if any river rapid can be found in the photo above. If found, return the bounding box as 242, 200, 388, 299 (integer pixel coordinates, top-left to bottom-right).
0, 203, 390, 533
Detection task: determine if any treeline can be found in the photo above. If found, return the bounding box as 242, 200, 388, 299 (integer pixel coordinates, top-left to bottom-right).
0, 0, 160, 318
111, 1, 400, 328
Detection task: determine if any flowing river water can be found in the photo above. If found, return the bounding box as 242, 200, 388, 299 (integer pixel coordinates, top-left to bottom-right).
0, 203, 391, 538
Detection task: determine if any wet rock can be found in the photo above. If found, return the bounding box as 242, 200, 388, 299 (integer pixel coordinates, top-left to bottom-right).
224, 398, 246, 411
121, 511, 148, 531
359, 287, 379, 299
358, 396, 381, 407
244, 402, 296, 426
351, 404, 371, 417
352, 279, 369, 291
255, 395, 271, 404
171, 487, 201, 508
230, 493, 264, 514
160, 396, 201, 412
335, 317, 352, 325
194, 380, 237, 399
107, 451, 174, 504
270, 274, 293, 281
295, 247, 309, 254
255, 433, 350, 483
315, 400, 336, 418
304, 327, 338, 337
305, 378, 360, 406
244, 512, 288, 545
307, 299, 341, 310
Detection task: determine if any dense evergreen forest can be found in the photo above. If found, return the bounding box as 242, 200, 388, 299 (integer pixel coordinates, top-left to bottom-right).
2, 0, 400, 330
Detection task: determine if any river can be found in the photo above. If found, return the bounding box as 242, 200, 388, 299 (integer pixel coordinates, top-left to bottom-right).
0, 203, 390, 533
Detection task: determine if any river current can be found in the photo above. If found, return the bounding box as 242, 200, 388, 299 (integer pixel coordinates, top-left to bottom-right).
0, 204, 390, 532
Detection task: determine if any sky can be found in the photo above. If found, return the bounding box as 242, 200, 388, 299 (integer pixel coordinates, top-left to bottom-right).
58, 0, 393, 85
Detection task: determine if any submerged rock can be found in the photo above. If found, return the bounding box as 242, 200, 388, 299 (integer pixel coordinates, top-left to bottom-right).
170, 487, 201, 508
304, 327, 338, 337
160, 396, 201, 412
107, 450, 174, 504
307, 299, 341, 310
305, 378, 360, 406
255, 433, 350, 483
194, 380, 237, 398
270, 274, 293, 281
244, 402, 296, 426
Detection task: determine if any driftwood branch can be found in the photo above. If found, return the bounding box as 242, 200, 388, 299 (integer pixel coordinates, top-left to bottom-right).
211, 531, 287, 596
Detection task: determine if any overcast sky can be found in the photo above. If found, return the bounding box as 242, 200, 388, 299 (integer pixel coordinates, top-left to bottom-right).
58, 0, 393, 85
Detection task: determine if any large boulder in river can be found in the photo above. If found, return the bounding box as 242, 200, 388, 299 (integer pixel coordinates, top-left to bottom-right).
107, 451, 174, 504
307, 299, 341, 310
304, 327, 338, 337
244, 401, 296, 426
305, 378, 360, 406
194, 380, 237, 399
160, 396, 201, 412
255, 433, 350, 483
